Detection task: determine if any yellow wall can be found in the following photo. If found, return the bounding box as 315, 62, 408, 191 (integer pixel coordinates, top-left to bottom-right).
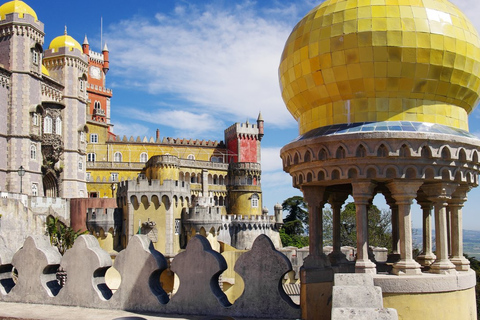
383, 288, 477, 320
228, 186, 263, 216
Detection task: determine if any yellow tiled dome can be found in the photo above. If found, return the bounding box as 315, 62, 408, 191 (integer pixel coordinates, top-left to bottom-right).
49, 30, 82, 52
279, 0, 480, 134
41, 64, 49, 76
0, 0, 37, 20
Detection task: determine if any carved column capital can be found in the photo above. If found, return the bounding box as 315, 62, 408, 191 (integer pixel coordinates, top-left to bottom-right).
421, 182, 459, 204
351, 180, 376, 204
386, 180, 423, 204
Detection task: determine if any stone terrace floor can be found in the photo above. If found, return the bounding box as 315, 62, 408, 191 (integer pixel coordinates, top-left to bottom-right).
0, 301, 279, 320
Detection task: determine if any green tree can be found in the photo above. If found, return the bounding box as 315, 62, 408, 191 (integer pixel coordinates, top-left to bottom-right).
46, 216, 86, 255
323, 202, 392, 251
280, 196, 309, 247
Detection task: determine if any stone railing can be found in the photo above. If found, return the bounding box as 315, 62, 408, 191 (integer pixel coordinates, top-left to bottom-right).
0, 234, 300, 319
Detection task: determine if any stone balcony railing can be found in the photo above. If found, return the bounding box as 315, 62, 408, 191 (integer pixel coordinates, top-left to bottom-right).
0, 234, 300, 319
86, 161, 145, 170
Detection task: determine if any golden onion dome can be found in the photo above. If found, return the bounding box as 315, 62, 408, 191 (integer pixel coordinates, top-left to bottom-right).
48, 28, 82, 52
0, 0, 37, 20
279, 0, 480, 135
41, 64, 49, 76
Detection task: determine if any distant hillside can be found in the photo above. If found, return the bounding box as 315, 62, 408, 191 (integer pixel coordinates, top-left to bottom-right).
412, 228, 480, 259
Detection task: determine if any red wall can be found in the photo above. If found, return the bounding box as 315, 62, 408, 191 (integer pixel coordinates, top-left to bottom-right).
239, 136, 257, 162
70, 198, 117, 232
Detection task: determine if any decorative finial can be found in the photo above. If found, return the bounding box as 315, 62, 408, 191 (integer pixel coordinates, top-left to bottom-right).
64, 25, 67, 35
83, 34, 89, 45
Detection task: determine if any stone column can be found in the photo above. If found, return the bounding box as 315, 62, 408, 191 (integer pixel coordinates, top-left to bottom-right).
449, 185, 471, 271
387, 180, 423, 275
302, 186, 329, 268
416, 200, 436, 267
328, 191, 349, 266
383, 192, 400, 263
300, 186, 333, 320
422, 183, 458, 274
352, 181, 376, 274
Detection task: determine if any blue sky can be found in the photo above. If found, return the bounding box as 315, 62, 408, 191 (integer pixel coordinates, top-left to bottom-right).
24, 0, 480, 230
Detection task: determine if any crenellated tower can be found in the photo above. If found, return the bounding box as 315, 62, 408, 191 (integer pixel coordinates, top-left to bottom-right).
43, 27, 88, 197
224, 115, 263, 216
0, 0, 45, 195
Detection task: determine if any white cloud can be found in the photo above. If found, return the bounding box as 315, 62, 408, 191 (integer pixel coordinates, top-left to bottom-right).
105, 1, 298, 131
114, 107, 225, 138
261, 147, 283, 172
113, 122, 150, 138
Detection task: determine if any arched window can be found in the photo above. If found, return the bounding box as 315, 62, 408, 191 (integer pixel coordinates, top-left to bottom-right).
30, 144, 36, 160
187, 154, 195, 160
114, 152, 122, 162
55, 117, 62, 135
31, 184, 38, 196
251, 194, 259, 208
32, 113, 39, 126
44, 116, 52, 134
140, 152, 148, 163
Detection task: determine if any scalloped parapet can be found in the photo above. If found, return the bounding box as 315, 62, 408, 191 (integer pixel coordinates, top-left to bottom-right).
107, 134, 224, 147
8, 236, 61, 303
111, 235, 169, 310
232, 235, 300, 318
0, 244, 14, 296
169, 235, 231, 314
56, 235, 112, 307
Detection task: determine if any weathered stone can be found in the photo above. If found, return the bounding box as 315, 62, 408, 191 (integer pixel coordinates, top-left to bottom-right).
169, 235, 230, 315
8, 236, 61, 303
0, 244, 14, 296
111, 235, 168, 311
231, 235, 300, 319
55, 235, 112, 307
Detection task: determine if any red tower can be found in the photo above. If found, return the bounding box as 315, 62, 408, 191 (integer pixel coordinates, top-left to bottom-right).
83, 35, 113, 136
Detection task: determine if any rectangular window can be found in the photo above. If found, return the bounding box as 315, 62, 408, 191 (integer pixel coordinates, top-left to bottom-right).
175, 219, 181, 235
80, 132, 85, 142
86, 172, 91, 181
78, 159, 83, 170
32, 51, 39, 65
87, 153, 96, 162
90, 134, 98, 143
33, 113, 39, 126
110, 173, 118, 182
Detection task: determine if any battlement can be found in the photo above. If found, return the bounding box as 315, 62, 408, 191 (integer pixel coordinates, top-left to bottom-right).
86, 83, 112, 95
118, 178, 190, 195
229, 162, 261, 171
0, 11, 44, 35
88, 50, 104, 64
224, 121, 260, 139
107, 134, 224, 147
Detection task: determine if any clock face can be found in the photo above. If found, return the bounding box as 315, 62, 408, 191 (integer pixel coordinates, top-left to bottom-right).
90, 66, 101, 80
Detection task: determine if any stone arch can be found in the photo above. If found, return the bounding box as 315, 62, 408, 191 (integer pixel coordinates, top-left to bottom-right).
173, 195, 178, 207
162, 195, 171, 210
385, 166, 399, 179
286, 154, 292, 166
43, 170, 58, 197
318, 148, 328, 161
318, 170, 326, 181
306, 172, 313, 182
458, 148, 467, 162
376, 143, 388, 157
423, 166, 436, 180
331, 169, 341, 180
420, 145, 432, 159
365, 166, 378, 178
404, 166, 418, 179
304, 149, 312, 162
151, 195, 161, 209
440, 146, 452, 160
298, 173, 304, 184
347, 167, 358, 179
336, 146, 346, 159
131, 195, 139, 210
466, 171, 474, 184
355, 144, 367, 157
141, 195, 149, 209
440, 167, 452, 180
454, 170, 463, 183
399, 143, 411, 157
472, 150, 479, 164
293, 152, 300, 165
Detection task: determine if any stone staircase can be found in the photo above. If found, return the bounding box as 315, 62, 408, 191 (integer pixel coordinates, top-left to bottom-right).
331, 273, 398, 320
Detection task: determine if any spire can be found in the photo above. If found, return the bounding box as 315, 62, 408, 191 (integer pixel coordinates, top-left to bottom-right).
83, 34, 89, 45
257, 111, 264, 140
257, 112, 264, 122
82, 34, 90, 55
103, 42, 109, 52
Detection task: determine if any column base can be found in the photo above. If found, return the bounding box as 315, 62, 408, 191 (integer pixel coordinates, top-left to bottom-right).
450, 256, 470, 271
392, 259, 422, 275
429, 259, 457, 274
416, 253, 436, 267
386, 253, 400, 264
355, 259, 377, 274
328, 251, 349, 266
